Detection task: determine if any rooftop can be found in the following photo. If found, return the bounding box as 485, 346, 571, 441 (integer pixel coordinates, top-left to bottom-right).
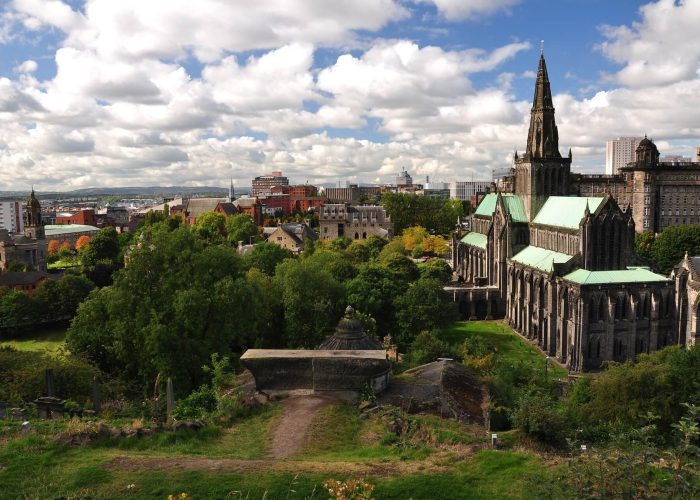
45, 224, 100, 235
563, 267, 669, 285
511, 245, 573, 273
461, 232, 487, 249
240, 349, 387, 360
533, 196, 605, 230
473, 193, 527, 223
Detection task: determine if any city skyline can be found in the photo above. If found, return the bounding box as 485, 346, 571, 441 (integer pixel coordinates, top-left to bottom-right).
0, 0, 699, 191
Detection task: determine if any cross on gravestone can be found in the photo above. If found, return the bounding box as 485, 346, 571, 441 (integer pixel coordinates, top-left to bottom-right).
45, 369, 55, 397
92, 376, 101, 414
166, 377, 175, 421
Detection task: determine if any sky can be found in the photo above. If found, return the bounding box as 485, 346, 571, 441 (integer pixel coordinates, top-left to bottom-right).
1, 0, 699, 191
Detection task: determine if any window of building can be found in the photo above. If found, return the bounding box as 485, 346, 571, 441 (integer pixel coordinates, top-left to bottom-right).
644, 196, 650, 204
645, 184, 650, 192
643, 218, 650, 228
643, 207, 650, 216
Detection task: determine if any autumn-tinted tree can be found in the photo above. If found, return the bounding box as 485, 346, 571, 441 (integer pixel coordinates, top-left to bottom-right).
47, 240, 60, 255
75, 235, 91, 252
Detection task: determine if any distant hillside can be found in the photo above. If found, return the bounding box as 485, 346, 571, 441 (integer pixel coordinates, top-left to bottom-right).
0, 186, 251, 199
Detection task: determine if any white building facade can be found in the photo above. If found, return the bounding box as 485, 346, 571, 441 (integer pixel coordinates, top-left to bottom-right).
0, 200, 24, 233
605, 137, 643, 174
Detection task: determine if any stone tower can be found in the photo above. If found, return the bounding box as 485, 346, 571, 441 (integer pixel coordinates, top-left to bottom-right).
514, 53, 572, 220
24, 188, 45, 240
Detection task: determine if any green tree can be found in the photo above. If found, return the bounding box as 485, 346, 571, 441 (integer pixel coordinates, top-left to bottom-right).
346, 263, 404, 335
0, 290, 39, 332
635, 230, 656, 261
195, 211, 227, 243
243, 242, 293, 275
275, 256, 345, 348
419, 258, 452, 283
225, 213, 259, 245
80, 226, 120, 267
33, 273, 95, 321
394, 278, 457, 346
649, 225, 700, 274
67, 224, 258, 396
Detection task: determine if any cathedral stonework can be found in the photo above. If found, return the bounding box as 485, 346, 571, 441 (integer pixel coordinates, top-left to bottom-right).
452, 54, 681, 372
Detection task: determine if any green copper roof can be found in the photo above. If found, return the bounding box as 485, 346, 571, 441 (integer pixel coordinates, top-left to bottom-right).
563, 267, 670, 285
461, 232, 487, 249
474, 194, 527, 223
511, 245, 573, 273
532, 196, 605, 229
45, 224, 100, 235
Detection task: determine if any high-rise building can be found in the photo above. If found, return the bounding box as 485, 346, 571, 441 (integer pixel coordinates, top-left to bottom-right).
396, 168, 412, 187
0, 200, 24, 233
251, 171, 289, 197
449, 181, 491, 201
605, 137, 643, 174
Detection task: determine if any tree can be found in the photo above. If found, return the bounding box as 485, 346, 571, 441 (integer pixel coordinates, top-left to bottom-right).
67, 224, 258, 396
47, 240, 60, 255
275, 255, 345, 348
649, 225, 700, 274
80, 227, 121, 286
81, 227, 120, 268
401, 226, 429, 252
243, 242, 293, 275
419, 258, 452, 283
75, 235, 91, 252
394, 278, 457, 346
225, 213, 259, 245
381, 193, 464, 236
33, 273, 95, 321
195, 211, 226, 243
346, 263, 404, 335
635, 230, 655, 262
422, 235, 449, 255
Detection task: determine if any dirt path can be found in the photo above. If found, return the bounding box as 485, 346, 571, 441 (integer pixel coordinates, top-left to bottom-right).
105, 453, 462, 476
269, 395, 337, 458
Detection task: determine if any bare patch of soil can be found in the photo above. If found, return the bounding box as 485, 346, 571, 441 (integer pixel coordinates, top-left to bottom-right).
269, 394, 341, 458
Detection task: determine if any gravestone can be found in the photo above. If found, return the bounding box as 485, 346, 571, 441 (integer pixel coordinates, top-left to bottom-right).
92, 376, 101, 414
34, 369, 66, 419
21, 421, 31, 436
45, 369, 55, 397
0, 401, 7, 419
166, 378, 174, 421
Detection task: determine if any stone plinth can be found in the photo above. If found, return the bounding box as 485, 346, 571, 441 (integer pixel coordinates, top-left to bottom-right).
33, 396, 66, 419
241, 349, 391, 394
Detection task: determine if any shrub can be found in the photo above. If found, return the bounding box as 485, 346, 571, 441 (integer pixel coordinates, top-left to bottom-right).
172, 385, 217, 420
511, 384, 570, 445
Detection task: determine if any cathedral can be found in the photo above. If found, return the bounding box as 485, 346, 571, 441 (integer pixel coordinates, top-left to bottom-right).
451, 54, 679, 372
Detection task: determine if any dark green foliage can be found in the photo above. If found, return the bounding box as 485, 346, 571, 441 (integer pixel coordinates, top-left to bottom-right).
574, 345, 700, 434
172, 385, 217, 420
0, 347, 100, 405
328, 236, 352, 251
243, 241, 293, 275
33, 273, 95, 321
394, 278, 457, 347
407, 330, 461, 365
419, 258, 452, 283
511, 384, 570, 444
380, 192, 464, 235
636, 224, 700, 274
0, 289, 40, 331
274, 251, 345, 348
346, 264, 403, 336
225, 213, 259, 245
67, 224, 262, 396
381, 253, 419, 283
81, 226, 121, 286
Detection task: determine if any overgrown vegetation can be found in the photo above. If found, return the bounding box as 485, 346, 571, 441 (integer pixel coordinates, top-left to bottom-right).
636, 224, 700, 274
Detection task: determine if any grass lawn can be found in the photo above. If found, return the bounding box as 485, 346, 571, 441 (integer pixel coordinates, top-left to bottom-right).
439, 321, 568, 378
0, 405, 552, 499
0, 326, 67, 353
48, 259, 80, 269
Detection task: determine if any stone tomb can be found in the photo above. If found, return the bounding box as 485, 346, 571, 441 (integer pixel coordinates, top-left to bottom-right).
241, 349, 391, 394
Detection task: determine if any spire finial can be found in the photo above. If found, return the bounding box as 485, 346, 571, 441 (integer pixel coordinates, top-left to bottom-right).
540, 40, 544, 55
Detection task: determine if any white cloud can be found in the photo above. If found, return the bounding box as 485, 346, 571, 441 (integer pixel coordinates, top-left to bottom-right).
599, 0, 700, 87
14, 59, 37, 73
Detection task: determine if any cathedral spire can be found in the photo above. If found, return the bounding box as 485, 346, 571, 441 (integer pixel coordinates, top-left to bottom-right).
525, 53, 561, 159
